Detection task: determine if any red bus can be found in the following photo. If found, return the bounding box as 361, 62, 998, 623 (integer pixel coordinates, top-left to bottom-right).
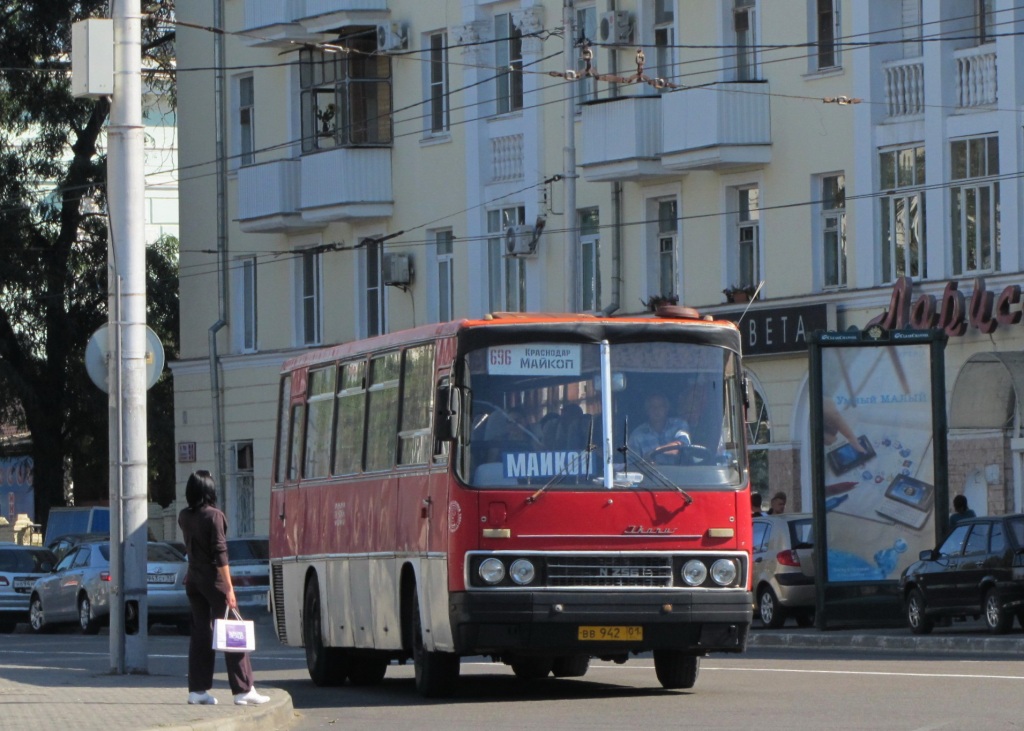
270, 309, 753, 697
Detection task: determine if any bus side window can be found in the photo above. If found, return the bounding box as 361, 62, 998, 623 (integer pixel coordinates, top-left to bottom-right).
288, 402, 304, 481
366, 352, 401, 471
334, 360, 366, 475
274, 375, 291, 484
399, 344, 435, 465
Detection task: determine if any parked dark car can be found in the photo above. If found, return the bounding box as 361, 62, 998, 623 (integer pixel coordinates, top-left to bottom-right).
0, 544, 57, 632
899, 514, 1024, 634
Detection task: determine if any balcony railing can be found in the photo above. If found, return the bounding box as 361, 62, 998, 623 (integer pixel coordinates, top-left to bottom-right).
660, 82, 771, 171
299, 147, 393, 223
491, 134, 523, 183
954, 44, 997, 108
579, 95, 664, 182
240, 0, 308, 46
237, 159, 307, 233
300, 0, 388, 20
882, 57, 924, 117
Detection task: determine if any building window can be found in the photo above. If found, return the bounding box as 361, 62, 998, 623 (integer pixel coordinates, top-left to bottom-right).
820, 174, 846, 288
495, 13, 524, 115
653, 0, 675, 86
815, 0, 839, 70
364, 238, 385, 337
230, 441, 255, 537
299, 39, 392, 152
487, 206, 526, 312
951, 135, 999, 276
238, 75, 255, 166
901, 0, 922, 58
977, 0, 994, 44
236, 257, 257, 352
576, 4, 598, 105
298, 249, 322, 346
428, 32, 449, 133
657, 199, 677, 298
733, 0, 757, 81
435, 229, 454, 322
579, 207, 600, 311
880, 146, 926, 283
735, 187, 760, 290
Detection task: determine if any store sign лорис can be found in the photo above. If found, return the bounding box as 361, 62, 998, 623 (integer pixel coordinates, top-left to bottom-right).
868, 275, 1020, 337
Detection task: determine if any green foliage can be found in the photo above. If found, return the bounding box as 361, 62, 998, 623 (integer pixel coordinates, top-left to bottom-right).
0, 2, 177, 522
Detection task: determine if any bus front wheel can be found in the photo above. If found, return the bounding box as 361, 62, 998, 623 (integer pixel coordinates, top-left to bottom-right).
653, 651, 700, 690
410, 595, 459, 698
303, 576, 349, 686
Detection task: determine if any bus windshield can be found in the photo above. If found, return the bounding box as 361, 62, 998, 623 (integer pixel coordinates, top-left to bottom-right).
459, 340, 746, 490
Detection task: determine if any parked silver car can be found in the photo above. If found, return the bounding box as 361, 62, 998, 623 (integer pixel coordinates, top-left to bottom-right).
28, 541, 189, 634
0, 544, 57, 632
227, 537, 269, 611
752, 513, 816, 628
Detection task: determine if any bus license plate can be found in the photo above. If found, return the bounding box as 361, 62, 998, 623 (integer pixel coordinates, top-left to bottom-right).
578, 626, 642, 641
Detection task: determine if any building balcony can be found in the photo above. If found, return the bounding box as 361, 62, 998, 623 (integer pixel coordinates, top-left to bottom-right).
299, 147, 393, 223
237, 159, 311, 233
954, 43, 997, 108
660, 82, 771, 171
882, 57, 924, 118
579, 95, 665, 182
297, 0, 389, 33
240, 0, 308, 46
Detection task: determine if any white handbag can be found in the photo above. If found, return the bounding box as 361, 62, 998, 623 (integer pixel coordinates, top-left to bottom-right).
212, 607, 256, 653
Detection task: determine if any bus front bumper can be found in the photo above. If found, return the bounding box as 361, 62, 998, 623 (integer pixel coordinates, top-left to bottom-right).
450, 589, 752, 655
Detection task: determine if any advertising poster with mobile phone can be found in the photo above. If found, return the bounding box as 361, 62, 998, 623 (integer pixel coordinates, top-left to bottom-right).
818, 341, 938, 583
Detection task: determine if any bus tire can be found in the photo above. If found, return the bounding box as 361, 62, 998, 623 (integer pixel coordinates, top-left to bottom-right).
303, 576, 348, 686
411, 595, 459, 698
653, 651, 700, 690
348, 653, 389, 686
552, 655, 590, 678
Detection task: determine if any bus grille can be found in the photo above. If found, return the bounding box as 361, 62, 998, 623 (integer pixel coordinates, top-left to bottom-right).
545, 555, 674, 588
271, 563, 287, 643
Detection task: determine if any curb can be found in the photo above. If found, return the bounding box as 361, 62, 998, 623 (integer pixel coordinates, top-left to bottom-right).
747, 631, 1024, 655
146, 687, 294, 731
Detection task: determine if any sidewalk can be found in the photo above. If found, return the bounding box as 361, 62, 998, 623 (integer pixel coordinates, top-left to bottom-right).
0, 663, 294, 731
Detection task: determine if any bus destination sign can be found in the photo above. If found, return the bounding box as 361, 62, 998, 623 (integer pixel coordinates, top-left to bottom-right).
488, 344, 581, 376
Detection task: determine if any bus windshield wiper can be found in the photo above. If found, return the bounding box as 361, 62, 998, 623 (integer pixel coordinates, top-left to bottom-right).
526, 416, 599, 505
618, 422, 693, 505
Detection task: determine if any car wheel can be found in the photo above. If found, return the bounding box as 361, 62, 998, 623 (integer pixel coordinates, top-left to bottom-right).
552, 655, 590, 678
410, 592, 460, 698
758, 586, 786, 629
302, 575, 348, 686
29, 595, 45, 633
653, 651, 700, 690
984, 588, 1013, 634
79, 594, 101, 635
906, 588, 933, 635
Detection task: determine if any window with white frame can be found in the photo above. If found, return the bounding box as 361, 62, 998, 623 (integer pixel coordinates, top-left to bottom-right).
656, 199, 678, 298
901, 0, 922, 58
427, 32, 449, 134
230, 441, 255, 537
579, 207, 600, 311
653, 0, 676, 86
976, 0, 994, 44
951, 135, 1000, 276
487, 206, 526, 312
815, 0, 839, 70
735, 186, 760, 290
575, 4, 598, 105
235, 257, 257, 352
733, 0, 757, 81
363, 237, 386, 337
879, 145, 926, 283
495, 13, 524, 115
299, 38, 392, 152
820, 173, 846, 288
298, 249, 322, 346
435, 229, 454, 322
237, 75, 255, 166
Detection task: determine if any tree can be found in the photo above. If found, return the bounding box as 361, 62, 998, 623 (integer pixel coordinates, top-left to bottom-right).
0, 2, 177, 527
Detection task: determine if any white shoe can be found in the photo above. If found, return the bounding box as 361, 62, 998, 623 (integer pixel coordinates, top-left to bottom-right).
234, 687, 270, 706
187, 691, 218, 705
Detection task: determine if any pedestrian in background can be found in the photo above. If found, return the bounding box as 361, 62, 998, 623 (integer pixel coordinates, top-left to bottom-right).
767, 491, 787, 515
178, 470, 269, 706
949, 494, 977, 528
751, 492, 764, 516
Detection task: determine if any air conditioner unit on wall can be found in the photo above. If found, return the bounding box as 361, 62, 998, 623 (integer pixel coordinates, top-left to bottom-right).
599, 11, 632, 44
505, 224, 539, 257
376, 22, 408, 52
383, 252, 412, 286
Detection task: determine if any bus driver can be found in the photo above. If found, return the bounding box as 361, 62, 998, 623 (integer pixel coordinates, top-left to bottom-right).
628, 393, 690, 462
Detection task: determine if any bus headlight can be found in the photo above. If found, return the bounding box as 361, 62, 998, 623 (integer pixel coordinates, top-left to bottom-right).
681, 559, 707, 586
509, 559, 536, 585
478, 557, 505, 585
710, 558, 738, 586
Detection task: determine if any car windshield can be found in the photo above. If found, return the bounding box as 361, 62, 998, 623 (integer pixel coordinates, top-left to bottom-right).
148, 544, 185, 562
0, 548, 56, 573
228, 540, 269, 562
458, 340, 745, 490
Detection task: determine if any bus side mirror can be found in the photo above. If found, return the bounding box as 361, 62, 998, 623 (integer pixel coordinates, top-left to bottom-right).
436, 384, 462, 442
744, 378, 757, 424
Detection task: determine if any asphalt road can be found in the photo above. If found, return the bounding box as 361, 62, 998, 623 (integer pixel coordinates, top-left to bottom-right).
5, 615, 1023, 730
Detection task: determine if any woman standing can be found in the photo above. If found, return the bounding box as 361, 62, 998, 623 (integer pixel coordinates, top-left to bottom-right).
178, 470, 269, 706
